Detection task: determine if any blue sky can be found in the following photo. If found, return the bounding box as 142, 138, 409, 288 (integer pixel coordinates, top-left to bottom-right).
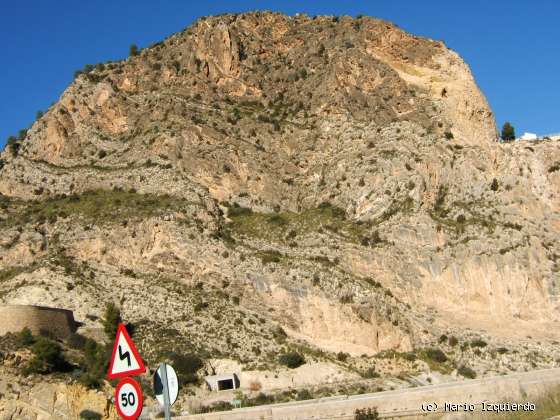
1, 1, 559, 147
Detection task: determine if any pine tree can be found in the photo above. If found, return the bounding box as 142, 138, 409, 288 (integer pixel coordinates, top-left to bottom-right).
6, 135, 20, 156
103, 302, 121, 340
501, 122, 515, 142
129, 44, 139, 57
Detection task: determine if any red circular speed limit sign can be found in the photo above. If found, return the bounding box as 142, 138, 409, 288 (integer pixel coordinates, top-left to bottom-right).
115, 377, 143, 419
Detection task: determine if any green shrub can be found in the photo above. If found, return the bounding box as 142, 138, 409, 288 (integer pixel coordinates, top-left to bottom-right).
129, 44, 139, 57
169, 353, 204, 385
267, 213, 287, 225
296, 388, 313, 401
490, 178, 499, 191
401, 352, 417, 361
102, 302, 121, 341
355, 407, 379, 420
227, 204, 252, 217
6, 136, 20, 156
18, 327, 35, 347
272, 326, 287, 342
457, 365, 476, 379
444, 131, 454, 140
196, 401, 233, 414
501, 122, 515, 141
448, 336, 459, 347
339, 294, 353, 304
79, 410, 102, 420
361, 367, 380, 378
78, 338, 107, 388
252, 392, 275, 405
337, 352, 349, 362
279, 352, 305, 369
425, 348, 448, 363
260, 250, 281, 264
548, 162, 560, 173
25, 336, 66, 374
193, 301, 208, 312
470, 338, 487, 348
317, 201, 346, 218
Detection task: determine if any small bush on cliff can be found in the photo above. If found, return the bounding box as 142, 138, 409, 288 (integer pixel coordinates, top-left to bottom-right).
17, 327, 35, 347
425, 348, 448, 363
129, 44, 139, 57
296, 388, 313, 400
470, 338, 487, 348
360, 367, 380, 378
548, 162, 560, 173
317, 201, 346, 218
259, 250, 282, 264
227, 203, 252, 217
272, 325, 287, 343
6, 136, 20, 156
25, 336, 67, 374
79, 338, 107, 388
79, 410, 102, 420
103, 302, 121, 341
168, 352, 204, 385
337, 351, 349, 362
457, 365, 476, 379
279, 351, 305, 369
490, 178, 499, 191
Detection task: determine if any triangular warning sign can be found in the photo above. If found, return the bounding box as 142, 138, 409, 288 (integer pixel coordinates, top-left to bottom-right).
107, 323, 146, 379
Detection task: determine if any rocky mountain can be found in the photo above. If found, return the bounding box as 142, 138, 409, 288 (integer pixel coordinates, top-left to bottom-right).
1, 11, 560, 416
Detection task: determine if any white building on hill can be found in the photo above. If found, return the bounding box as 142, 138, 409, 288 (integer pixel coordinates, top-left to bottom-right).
519, 132, 538, 141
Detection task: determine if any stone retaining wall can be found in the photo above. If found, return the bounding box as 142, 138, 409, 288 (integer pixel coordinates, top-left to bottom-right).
0, 305, 76, 340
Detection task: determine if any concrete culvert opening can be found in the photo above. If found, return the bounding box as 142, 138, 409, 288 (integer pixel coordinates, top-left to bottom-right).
217, 378, 234, 391
204, 373, 240, 391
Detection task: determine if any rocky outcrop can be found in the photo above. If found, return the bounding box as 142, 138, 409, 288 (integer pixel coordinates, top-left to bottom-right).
0, 12, 558, 386
0, 379, 117, 420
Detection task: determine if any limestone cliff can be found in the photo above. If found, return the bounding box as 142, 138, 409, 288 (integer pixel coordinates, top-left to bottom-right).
0, 12, 558, 386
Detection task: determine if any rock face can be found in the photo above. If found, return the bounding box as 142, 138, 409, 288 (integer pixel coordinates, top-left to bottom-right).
0, 12, 559, 378
0, 379, 117, 419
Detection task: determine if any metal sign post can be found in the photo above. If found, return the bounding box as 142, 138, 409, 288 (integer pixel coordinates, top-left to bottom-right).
153, 363, 178, 418
159, 362, 172, 420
